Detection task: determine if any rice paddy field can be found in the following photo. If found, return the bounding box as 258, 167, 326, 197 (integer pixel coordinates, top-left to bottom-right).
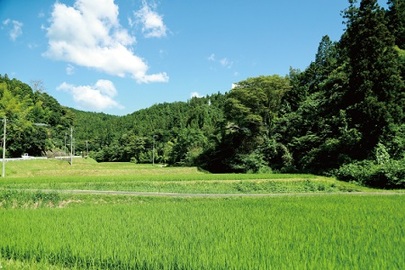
0, 158, 404, 269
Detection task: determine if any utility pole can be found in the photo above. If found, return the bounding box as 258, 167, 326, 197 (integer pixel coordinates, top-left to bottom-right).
152, 135, 155, 166
2, 117, 6, 178
1, 119, 48, 177
86, 140, 89, 157
70, 127, 73, 165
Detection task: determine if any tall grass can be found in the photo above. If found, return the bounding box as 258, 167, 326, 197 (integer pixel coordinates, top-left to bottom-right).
1, 195, 404, 269
0, 190, 61, 208
4, 158, 197, 178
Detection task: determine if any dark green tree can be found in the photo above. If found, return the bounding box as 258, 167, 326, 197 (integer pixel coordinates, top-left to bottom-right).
200, 75, 290, 172
341, 0, 405, 159
387, 0, 405, 49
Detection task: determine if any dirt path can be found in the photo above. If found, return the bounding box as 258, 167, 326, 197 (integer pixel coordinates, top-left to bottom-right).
17, 189, 405, 198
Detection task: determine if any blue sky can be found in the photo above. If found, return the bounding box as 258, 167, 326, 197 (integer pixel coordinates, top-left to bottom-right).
0, 0, 387, 116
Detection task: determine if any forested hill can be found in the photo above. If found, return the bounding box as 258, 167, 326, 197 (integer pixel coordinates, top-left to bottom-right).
0, 74, 74, 157
0, 72, 226, 165
71, 93, 226, 165
1, 0, 405, 188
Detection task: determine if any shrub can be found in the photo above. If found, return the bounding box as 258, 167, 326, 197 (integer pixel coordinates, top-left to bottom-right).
231, 152, 271, 173
335, 159, 405, 189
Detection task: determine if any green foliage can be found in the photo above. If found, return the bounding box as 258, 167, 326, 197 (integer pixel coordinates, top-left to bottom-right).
341, 0, 405, 159
385, 123, 405, 158
0, 75, 72, 157
375, 143, 390, 165
199, 75, 290, 173
335, 157, 405, 189
265, 0, 405, 179
387, 0, 405, 49
74, 95, 225, 165
225, 75, 291, 132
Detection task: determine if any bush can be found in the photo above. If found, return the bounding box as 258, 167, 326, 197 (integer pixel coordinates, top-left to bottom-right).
230, 152, 271, 173
335, 159, 405, 189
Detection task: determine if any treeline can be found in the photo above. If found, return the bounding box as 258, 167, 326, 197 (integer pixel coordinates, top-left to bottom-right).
197, 0, 405, 188
0, 73, 226, 165
72, 94, 226, 165
1, 0, 404, 188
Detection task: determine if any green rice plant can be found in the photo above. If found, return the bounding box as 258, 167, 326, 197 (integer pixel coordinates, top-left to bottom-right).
0, 195, 404, 269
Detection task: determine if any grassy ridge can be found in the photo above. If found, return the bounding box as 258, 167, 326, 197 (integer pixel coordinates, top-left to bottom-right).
0, 158, 367, 194
1, 195, 404, 269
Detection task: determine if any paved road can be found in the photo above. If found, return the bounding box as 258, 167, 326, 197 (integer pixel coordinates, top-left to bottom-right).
16, 189, 405, 198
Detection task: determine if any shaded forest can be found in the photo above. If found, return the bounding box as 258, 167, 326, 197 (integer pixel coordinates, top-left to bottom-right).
1, 0, 404, 188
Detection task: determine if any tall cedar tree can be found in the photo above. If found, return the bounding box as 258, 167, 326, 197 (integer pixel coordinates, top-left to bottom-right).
387, 0, 405, 49
341, 0, 405, 159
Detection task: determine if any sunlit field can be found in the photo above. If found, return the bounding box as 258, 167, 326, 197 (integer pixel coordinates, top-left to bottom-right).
0, 159, 404, 269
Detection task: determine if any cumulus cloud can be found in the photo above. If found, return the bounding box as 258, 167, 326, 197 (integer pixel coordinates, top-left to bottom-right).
44, 0, 168, 83
134, 1, 167, 38
2, 19, 23, 41
57, 79, 124, 111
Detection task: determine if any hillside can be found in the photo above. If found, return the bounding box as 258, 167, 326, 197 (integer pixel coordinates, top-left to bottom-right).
1, 0, 405, 188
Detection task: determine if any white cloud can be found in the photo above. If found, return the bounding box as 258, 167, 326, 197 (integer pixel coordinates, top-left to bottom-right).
208, 53, 216, 61
44, 0, 168, 83
38, 11, 45, 18
208, 53, 233, 69
3, 19, 23, 41
28, 43, 39, 49
57, 80, 124, 111
220, 58, 233, 68
66, 64, 75, 75
190, 92, 203, 98
128, 17, 135, 28
134, 1, 167, 38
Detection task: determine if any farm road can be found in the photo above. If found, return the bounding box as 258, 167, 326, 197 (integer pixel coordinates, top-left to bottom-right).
20, 189, 405, 198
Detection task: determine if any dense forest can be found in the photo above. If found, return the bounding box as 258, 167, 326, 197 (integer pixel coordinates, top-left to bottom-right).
1, 0, 404, 188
